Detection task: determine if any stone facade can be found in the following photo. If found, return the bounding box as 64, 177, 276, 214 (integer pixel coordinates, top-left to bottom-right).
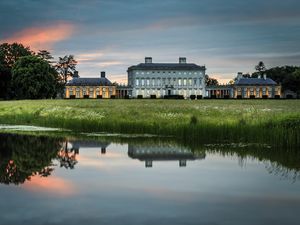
65, 71, 116, 99
234, 73, 281, 99
127, 57, 206, 99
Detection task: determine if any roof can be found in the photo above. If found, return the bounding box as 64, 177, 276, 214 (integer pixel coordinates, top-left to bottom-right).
235, 78, 277, 86
66, 77, 112, 86
206, 85, 233, 89
128, 63, 205, 71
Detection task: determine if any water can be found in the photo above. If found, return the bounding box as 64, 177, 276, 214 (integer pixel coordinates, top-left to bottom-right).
0, 133, 300, 225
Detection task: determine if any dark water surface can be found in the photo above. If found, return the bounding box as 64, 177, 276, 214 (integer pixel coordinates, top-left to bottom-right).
0, 133, 300, 225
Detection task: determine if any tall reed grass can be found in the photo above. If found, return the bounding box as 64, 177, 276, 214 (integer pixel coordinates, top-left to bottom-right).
0, 99, 299, 147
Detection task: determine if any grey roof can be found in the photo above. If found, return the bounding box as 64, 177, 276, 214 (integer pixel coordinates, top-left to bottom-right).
66, 77, 112, 86
235, 78, 277, 85
128, 63, 205, 71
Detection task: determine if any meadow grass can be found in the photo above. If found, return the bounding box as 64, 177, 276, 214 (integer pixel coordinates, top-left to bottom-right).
0, 99, 299, 147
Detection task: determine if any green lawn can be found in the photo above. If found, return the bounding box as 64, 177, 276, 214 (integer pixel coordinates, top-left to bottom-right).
0, 99, 299, 147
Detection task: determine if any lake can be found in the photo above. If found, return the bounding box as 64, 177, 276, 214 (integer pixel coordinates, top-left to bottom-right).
0, 132, 300, 225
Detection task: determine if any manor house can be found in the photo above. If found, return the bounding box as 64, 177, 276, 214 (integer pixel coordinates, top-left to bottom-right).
127, 57, 206, 99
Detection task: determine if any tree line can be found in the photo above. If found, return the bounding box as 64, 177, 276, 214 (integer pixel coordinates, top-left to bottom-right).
0, 43, 77, 99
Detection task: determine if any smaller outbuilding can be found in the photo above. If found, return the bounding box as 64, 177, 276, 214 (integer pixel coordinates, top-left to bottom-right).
65, 71, 116, 99
233, 73, 281, 99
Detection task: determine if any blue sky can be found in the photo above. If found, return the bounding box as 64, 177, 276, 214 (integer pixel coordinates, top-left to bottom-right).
0, 0, 300, 83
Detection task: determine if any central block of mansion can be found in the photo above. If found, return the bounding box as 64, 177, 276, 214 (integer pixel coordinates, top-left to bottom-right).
127, 57, 206, 98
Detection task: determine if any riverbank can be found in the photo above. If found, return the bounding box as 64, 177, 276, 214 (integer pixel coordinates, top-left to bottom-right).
0, 99, 299, 147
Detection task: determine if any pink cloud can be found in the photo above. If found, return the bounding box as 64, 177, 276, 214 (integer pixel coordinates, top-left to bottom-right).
1, 21, 75, 51
23, 175, 76, 197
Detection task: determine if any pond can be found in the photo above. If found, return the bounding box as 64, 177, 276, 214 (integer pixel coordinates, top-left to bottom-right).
0, 132, 300, 225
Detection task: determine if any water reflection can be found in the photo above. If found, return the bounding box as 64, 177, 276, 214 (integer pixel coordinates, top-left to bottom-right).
1, 133, 300, 225
0, 133, 300, 186
128, 144, 205, 168
0, 133, 62, 185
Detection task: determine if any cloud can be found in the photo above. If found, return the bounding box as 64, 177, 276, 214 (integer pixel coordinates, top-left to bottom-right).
23, 175, 76, 197
0, 21, 75, 51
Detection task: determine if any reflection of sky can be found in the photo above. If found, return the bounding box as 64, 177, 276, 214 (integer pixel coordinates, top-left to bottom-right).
1, 143, 300, 225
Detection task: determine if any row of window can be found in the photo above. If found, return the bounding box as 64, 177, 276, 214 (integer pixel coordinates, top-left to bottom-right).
136, 90, 202, 96
237, 87, 274, 92
135, 78, 202, 87
135, 71, 203, 75
67, 87, 114, 92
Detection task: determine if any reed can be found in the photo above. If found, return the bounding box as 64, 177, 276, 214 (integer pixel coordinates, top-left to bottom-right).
0, 99, 299, 147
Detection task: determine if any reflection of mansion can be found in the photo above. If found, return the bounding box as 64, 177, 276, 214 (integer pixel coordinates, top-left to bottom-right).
63, 141, 205, 168
128, 145, 206, 168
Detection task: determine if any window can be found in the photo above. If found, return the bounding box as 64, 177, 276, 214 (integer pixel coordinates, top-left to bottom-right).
178, 79, 182, 86
183, 79, 187, 86
188, 78, 192, 86
136, 79, 139, 86
162, 78, 166, 85
89, 90, 94, 98
194, 79, 197, 86
103, 87, 106, 92
157, 78, 161, 86
76, 91, 80, 98
152, 78, 155, 86
69, 89, 73, 96
141, 79, 145, 86
146, 79, 150, 86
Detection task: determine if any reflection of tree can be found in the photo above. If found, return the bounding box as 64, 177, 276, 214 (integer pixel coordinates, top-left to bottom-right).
0, 134, 62, 185
203, 144, 300, 181
57, 142, 78, 169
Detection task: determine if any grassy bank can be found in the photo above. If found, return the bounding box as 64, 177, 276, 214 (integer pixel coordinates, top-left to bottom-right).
0, 99, 299, 147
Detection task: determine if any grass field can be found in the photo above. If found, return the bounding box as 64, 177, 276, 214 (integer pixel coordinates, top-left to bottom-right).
0, 99, 299, 147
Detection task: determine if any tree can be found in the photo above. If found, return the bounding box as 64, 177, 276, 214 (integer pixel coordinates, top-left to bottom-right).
55, 55, 77, 84
255, 61, 266, 76
205, 74, 219, 86
252, 66, 300, 93
0, 43, 32, 99
37, 49, 54, 63
12, 55, 57, 99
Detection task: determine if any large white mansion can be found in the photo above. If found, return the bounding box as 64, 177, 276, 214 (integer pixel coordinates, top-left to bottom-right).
127, 57, 206, 98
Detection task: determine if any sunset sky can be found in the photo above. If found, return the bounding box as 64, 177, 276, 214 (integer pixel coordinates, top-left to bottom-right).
1, 0, 300, 83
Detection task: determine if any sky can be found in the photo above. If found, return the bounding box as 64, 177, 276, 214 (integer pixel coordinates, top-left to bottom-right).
0, 0, 300, 84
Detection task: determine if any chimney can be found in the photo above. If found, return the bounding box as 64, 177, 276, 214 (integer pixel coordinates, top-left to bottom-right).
263, 74, 267, 80
237, 72, 243, 80
101, 71, 106, 78
179, 57, 186, 64
145, 57, 152, 64
73, 71, 79, 78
